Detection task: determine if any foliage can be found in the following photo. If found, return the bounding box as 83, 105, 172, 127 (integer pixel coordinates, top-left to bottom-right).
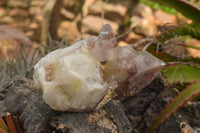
0, 116, 8, 133
164, 65, 200, 83
139, 0, 177, 15
0, 34, 68, 88
145, 80, 200, 133
149, 0, 200, 22
0, 112, 22, 133
0, 0, 200, 132
142, 0, 200, 132
0, 45, 38, 87
157, 23, 200, 41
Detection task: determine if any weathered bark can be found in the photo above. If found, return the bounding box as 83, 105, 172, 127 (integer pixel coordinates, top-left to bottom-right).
122, 76, 200, 133
0, 77, 200, 133
41, 0, 63, 46
0, 79, 132, 133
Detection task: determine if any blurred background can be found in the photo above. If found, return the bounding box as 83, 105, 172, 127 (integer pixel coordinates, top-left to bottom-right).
0, 1, 200, 132
0, 0, 200, 84
0, 0, 199, 58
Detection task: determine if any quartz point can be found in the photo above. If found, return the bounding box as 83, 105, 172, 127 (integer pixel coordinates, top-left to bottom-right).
33, 24, 165, 111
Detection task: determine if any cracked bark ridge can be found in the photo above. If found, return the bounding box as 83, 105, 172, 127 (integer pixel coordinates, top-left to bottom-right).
50, 100, 132, 133
0, 78, 56, 133
122, 76, 200, 133
122, 76, 182, 133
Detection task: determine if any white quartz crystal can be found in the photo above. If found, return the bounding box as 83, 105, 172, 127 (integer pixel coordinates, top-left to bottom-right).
34, 24, 165, 111
34, 40, 109, 111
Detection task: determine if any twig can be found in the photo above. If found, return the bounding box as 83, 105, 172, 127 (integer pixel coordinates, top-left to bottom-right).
41, 0, 63, 46
18, 44, 27, 72
164, 62, 200, 70
5, 112, 17, 133
0, 116, 8, 132
60, 29, 68, 46
101, 0, 109, 25
171, 65, 180, 80
101, 0, 105, 25
13, 116, 23, 133
133, 37, 157, 49
179, 66, 186, 81
0, 127, 7, 133
142, 41, 154, 51
116, 26, 140, 40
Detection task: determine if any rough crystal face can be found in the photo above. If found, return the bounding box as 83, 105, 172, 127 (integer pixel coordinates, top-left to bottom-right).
33, 24, 165, 111
34, 39, 107, 111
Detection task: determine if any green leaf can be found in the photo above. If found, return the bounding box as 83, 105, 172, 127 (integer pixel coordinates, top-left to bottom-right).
151, 51, 200, 64
0, 123, 8, 133
139, 0, 177, 15
157, 23, 200, 41
164, 65, 200, 83
179, 43, 200, 50
145, 79, 200, 133
149, 0, 200, 22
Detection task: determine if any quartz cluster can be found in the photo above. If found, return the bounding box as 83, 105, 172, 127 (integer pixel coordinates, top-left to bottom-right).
33, 24, 165, 111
